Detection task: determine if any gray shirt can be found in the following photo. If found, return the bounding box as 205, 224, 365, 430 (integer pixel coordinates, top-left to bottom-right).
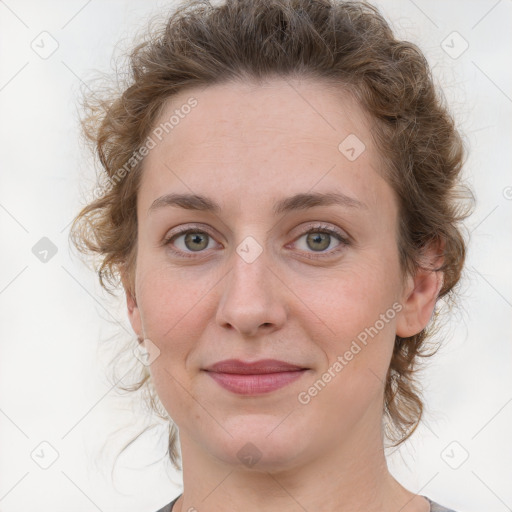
155, 494, 458, 511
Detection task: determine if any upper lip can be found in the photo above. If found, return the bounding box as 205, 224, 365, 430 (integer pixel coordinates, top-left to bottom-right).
204, 359, 308, 374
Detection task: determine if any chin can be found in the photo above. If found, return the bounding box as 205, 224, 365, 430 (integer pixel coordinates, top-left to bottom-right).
204, 417, 308, 472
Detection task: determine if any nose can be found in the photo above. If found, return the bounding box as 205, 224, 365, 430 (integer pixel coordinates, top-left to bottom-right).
215, 243, 288, 338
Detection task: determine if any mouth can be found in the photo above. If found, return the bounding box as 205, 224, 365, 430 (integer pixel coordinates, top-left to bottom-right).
202, 359, 309, 395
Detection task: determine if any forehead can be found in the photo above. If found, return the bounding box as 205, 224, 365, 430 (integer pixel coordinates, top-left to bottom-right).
149, 78, 371, 154
138, 78, 390, 216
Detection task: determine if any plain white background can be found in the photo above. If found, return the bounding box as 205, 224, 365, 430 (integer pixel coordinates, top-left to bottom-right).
0, 1, 511, 511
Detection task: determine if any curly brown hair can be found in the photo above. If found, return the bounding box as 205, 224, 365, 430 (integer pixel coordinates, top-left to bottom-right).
69, 0, 474, 471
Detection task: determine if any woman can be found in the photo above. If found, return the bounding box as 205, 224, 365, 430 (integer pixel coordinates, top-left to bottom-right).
70, 0, 473, 510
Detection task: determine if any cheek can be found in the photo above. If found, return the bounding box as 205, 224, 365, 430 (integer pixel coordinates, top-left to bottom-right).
293, 258, 399, 389
294, 268, 398, 436
297, 258, 399, 341
136, 258, 218, 342
135, 262, 220, 415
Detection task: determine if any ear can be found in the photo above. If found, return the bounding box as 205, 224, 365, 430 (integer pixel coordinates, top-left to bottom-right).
396, 239, 444, 338
121, 269, 143, 345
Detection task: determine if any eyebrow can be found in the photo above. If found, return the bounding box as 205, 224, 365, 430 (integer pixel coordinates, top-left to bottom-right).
148, 191, 367, 216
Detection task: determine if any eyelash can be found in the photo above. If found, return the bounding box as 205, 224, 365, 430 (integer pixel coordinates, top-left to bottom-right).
163, 223, 350, 260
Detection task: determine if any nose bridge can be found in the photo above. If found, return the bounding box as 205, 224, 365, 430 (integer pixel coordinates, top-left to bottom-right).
215, 233, 287, 336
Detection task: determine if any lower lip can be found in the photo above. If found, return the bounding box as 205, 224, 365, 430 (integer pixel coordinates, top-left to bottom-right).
205, 370, 308, 395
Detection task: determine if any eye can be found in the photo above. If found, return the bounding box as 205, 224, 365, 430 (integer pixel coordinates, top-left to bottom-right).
163, 227, 220, 258
290, 224, 350, 259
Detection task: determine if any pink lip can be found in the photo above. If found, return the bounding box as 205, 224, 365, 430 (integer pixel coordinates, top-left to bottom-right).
206, 370, 308, 394
203, 359, 309, 395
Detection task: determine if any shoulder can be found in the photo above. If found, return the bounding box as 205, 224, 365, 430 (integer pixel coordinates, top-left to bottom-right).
425, 496, 460, 512
154, 494, 181, 512
156, 494, 460, 512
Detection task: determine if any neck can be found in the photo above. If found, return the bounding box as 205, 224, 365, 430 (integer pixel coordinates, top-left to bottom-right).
173, 404, 428, 512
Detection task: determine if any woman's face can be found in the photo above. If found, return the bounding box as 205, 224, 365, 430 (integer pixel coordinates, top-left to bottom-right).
125, 79, 428, 471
